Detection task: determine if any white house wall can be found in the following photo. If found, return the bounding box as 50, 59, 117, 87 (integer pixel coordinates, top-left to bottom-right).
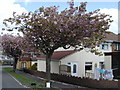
104, 56, 111, 69
99, 42, 112, 53
37, 60, 46, 72
51, 61, 59, 73
60, 50, 104, 77
37, 59, 59, 74
31, 61, 37, 66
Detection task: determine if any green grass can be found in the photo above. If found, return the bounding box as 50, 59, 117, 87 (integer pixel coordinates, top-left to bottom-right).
10, 72, 41, 88
3, 67, 13, 71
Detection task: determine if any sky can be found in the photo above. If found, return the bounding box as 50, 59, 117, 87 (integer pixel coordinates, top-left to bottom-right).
0, 0, 119, 35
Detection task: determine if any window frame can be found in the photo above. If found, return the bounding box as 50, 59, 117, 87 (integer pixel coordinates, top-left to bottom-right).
85, 62, 92, 71
101, 43, 109, 50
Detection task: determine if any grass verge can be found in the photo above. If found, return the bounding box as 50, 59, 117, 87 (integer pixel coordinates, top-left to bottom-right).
3, 67, 12, 71
3, 67, 59, 89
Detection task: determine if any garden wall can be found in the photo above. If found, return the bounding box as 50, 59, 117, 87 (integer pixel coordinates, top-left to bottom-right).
23, 69, 119, 89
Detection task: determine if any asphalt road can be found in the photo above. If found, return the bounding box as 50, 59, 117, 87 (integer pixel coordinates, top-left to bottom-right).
1, 66, 24, 89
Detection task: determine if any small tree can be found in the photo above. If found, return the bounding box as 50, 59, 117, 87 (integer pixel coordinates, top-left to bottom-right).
3, 1, 113, 85
1, 34, 22, 72
1, 34, 34, 72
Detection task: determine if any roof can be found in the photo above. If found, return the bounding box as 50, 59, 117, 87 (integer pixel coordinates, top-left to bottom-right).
19, 50, 76, 61
19, 52, 43, 61
19, 56, 31, 61
37, 50, 77, 61
105, 32, 119, 42
51, 50, 76, 60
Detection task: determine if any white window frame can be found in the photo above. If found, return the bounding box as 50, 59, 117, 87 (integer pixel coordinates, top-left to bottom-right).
100, 43, 108, 50
85, 62, 92, 71
71, 62, 78, 76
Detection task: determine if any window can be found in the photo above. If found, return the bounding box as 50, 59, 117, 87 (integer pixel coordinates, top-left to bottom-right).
67, 66, 71, 72
59, 65, 71, 73
22, 62, 26, 68
33, 54, 36, 57
99, 62, 104, 69
73, 64, 77, 73
101, 43, 108, 50
114, 43, 120, 51
1, 55, 5, 59
67, 62, 71, 65
85, 62, 92, 70
35, 63, 37, 66
40, 53, 45, 56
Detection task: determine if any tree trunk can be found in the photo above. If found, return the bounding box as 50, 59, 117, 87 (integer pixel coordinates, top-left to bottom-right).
46, 54, 52, 86
13, 57, 18, 72
46, 54, 52, 88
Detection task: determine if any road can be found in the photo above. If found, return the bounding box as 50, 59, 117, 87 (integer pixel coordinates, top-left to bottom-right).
1, 65, 25, 89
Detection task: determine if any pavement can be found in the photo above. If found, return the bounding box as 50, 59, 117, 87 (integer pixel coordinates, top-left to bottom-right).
16, 70, 94, 90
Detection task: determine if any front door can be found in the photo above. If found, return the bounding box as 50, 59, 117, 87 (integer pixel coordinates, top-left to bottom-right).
22, 62, 26, 68
71, 63, 78, 76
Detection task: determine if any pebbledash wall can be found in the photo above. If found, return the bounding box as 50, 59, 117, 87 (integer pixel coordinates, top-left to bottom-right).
104, 55, 112, 69
37, 59, 59, 74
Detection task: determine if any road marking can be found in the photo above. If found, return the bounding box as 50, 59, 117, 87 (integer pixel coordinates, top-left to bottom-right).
8, 73, 29, 88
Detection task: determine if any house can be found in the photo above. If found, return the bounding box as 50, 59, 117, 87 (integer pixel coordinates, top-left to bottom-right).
37, 50, 76, 74
0, 43, 13, 65
17, 55, 31, 69
104, 51, 120, 79
37, 50, 105, 78
37, 32, 119, 78
0, 53, 14, 65
0, 47, 13, 65
17, 52, 39, 69
104, 33, 120, 79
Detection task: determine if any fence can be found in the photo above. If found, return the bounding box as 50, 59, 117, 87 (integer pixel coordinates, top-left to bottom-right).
85, 71, 94, 79
23, 69, 119, 89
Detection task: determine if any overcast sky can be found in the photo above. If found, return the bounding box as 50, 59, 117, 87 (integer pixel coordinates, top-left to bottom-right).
0, 0, 119, 35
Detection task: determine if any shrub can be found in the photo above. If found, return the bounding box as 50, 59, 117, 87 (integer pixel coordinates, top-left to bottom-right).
30, 63, 37, 70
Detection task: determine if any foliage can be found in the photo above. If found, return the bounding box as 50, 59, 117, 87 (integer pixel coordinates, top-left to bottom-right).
2, 61, 10, 65
30, 63, 37, 70
3, 0, 113, 82
1, 34, 23, 71
1, 34, 35, 71
1, 34, 22, 58
3, 1, 113, 55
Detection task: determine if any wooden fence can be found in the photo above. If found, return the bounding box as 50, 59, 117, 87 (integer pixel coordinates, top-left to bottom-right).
23, 69, 119, 89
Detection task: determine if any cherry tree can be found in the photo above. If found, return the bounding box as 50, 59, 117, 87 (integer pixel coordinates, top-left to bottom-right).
1, 34, 23, 71
1, 34, 35, 72
3, 1, 113, 84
